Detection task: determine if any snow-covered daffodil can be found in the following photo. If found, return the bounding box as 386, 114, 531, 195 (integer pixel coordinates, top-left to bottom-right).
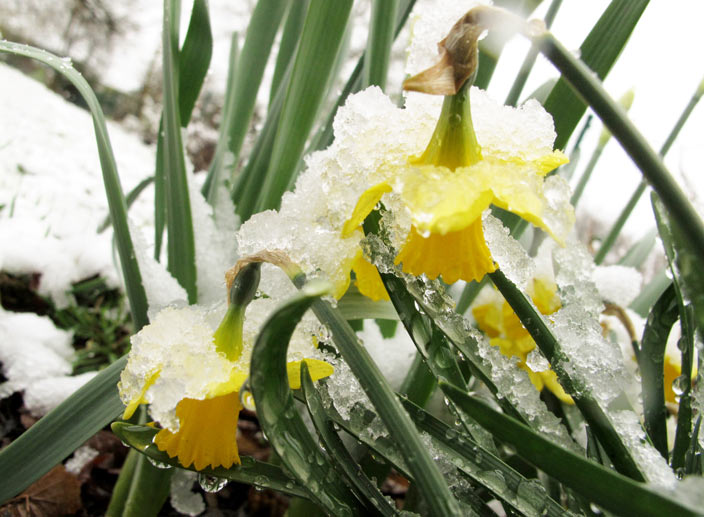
473, 277, 573, 403
119, 275, 333, 470
343, 8, 573, 286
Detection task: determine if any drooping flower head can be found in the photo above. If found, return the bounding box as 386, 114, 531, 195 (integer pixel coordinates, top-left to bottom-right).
118, 263, 333, 470
344, 6, 574, 286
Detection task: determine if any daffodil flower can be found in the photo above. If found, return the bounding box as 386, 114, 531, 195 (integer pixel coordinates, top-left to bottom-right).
473, 277, 573, 404
119, 291, 333, 471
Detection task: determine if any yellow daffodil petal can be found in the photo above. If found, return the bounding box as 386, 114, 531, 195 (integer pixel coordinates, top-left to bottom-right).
532, 150, 569, 175
501, 302, 530, 342
663, 355, 682, 405
342, 182, 392, 238
400, 164, 494, 235
122, 369, 161, 420
352, 251, 389, 301
395, 221, 496, 284
531, 278, 561, 315
472, 303, 503, 338
286, 358, 335, 390
206, 368, 249, 399
538, 369, 574, 404
155, 392, 243, 470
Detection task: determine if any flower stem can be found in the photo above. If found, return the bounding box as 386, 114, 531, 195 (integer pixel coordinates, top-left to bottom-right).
533, 32, 704, 262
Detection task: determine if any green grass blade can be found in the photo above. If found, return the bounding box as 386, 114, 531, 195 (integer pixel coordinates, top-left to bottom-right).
162, 0, 196, 302
399, 397, 569, 517
178, 0, 212, 125
202, 33, 238, 204
120, 453, 172, 517
224, 0, 288, 165
630, 269, 671, 317
618, 228, 657, 268
300, 365, 398, 516
0, 357, 126, 503
256, 0, 353, 212
249, 282, 365, 514
535, 33, 704, 271
504, 0, 562, 107
639, 283, 678, 459
270, 0, 309, 106
363, 0, 399, 90
302, 0, 416, 157
153, 122, 166, 260
595, 79, 703, 264
110, 423, 309, 497
98, 176, 155, 233
441, 382, 701, 517
105, 448, 139, 516
290, 277, 462, 516
489, 269, 644, 480
0, 42, 148, 329
336, 289, 399, 321
544, 0, 648, 150
652, 194, 698, 469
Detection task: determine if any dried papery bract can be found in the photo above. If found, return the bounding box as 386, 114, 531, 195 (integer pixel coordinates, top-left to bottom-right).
403, 6, 534, 95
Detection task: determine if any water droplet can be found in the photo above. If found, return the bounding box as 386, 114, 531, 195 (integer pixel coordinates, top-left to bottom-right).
239, 379, 256, 411
197, 473, 228, 493
672, 375, 687, 397
253, 474, 269, 487
147, 457, 173, 470
589, 503, 603, 515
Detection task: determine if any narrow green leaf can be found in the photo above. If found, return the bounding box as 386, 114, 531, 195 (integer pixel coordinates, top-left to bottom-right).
178, 0, 212, 126
300, 365, 398, 516
618, 228, 657, 268
630, 269, 671, 317
250, 282, 364, 514
224, 0, 288, 163
639, 284, 678, 459
543, 0, 648, 150
162, 0, 196, 302
110, 423, 309, 498
0, 42, 148, 330
105, 448, 139, 516
399, 397, 569, 517
652, 194, 698, 469
121, 453, 172, 517
291, 277, 463, 516
504, 0, 562, 107
489, 269, 644, 480
202, 33, 238, 204
337, 289, 399, 321
686, 417, 703, 475
363, 0, 399, 90
98, 176, 155, 233
153, 122, 166, 261
535, 32, 704, 273
270, 0, 310, 106
441, 382, 702, 517
0, 357, 125, 503
256, 0, 353, 212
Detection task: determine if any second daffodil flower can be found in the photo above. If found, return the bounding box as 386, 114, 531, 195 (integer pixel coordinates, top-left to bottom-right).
343, 7, 574, 285
118, 264, 333, 470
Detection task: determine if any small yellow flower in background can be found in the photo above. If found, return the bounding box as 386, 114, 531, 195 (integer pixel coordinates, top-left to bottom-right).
473, 278, 573, 404
119, 297, 333, 470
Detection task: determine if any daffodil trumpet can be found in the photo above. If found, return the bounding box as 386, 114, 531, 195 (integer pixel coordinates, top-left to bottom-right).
118, 262, 334, 471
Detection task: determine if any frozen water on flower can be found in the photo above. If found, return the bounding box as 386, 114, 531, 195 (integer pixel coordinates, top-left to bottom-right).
119, 304, 232, 431
65, 445, 99, 475
483, 213, 534, 291
170, 469, 205, 516
609, 410, 675, 488
525, 349, 550, 372
472, 327, 580, 452
551, 241, 628, 405
128, 218, 187, 314
405, 1, 487, 77
472, 92, 560, 162
357, 322, 416, 391
593, 264, 643, 307
539, 175, 575, 244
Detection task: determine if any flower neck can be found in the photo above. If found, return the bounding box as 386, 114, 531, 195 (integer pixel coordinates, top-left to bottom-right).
214, 305, 244, 361
413, 79, 482, 170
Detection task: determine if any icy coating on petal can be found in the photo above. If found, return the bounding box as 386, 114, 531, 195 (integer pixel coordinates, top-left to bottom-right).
118, 304, 234, 431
